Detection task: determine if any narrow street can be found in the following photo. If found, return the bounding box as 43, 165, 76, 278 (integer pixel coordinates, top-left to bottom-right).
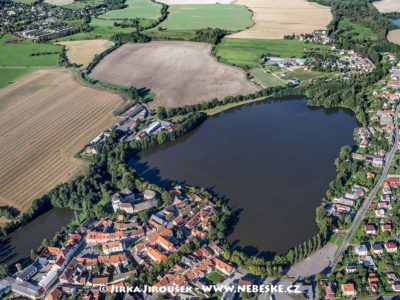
329, 107, 399, 271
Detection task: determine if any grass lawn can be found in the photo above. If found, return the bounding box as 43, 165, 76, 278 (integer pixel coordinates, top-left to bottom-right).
206, 270, 226, 284
329, 232, 346, 247
159, 4, 253, 31
204, 96, 268, 116
56, 20, 135, 40
280, 68, 328, 82
215, 38, 328, 68
0, 68, 32, 89
338, 17, 377, 41
99, 0, 161, 20
145, 28, 197, 40
64, 0, 104, 9
251, 68, 286, 87
0, 34, 62, 67
13, 0, 35, 3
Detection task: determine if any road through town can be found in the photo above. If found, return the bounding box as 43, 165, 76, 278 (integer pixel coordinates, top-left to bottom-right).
329, 107, 399, 271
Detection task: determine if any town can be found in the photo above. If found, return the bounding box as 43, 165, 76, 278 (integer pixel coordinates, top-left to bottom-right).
317, 51, 400, 298
1, 0, 400, 299
0, 186, 242, 299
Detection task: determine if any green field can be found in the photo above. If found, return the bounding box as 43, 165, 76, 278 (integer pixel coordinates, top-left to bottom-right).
56, 19, 135, 40
215, 38, 328, 68
12, 0, 34, 3
338, 17, 377, 41
99, 0, 161, 20
206, 270, 225, 284
64, 0, 104, 9
59, 0, 160, 40
0, 68, 32, 89
280, 68, 328, 82
0, 35, 62, 67
158, 4, 253, 31
251, 69, 286, 87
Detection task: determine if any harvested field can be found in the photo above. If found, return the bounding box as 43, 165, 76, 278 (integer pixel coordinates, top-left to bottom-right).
90, 42, 258, 108
388, 29, 400, 45
45, 0, 73, 5
0, 69, 126, 211
229, 0, 332, 39
373, 0, 400, 13
58, 40, 114, 67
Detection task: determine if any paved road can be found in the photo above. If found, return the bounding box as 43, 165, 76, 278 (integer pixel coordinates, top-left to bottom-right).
329, 108, 399, 271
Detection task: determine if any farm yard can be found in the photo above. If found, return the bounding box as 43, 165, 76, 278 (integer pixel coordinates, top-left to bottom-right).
215, 38, 328, 68
0, 69, 127, 211
157, 4, 253, 31
58, 40, 114, 67
89, 41, 258, 107
373, 0, 400, 13
229, 0, 332, 39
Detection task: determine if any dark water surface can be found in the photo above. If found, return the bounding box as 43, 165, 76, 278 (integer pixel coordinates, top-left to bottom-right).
130, 99, 358, 254
392, 18, 400, 26
0, 208, 74, 265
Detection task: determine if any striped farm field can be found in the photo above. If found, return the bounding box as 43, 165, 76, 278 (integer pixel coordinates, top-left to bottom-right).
58, 40, 114, 67
229, 0, 332, 39
0, 69, 127, 211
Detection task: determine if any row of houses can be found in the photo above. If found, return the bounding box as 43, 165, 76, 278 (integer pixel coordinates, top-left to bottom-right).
0, 233, 82, 299
326, 185, 369, 216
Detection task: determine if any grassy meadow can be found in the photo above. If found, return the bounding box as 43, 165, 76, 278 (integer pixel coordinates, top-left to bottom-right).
0, 34, 62, 67
338, 17, 377, 41
0, 68, 32, 89
63, 0, 104, 9
56, 20, 135, 40
215, 38, 328, 68
251, 69, 285, 87
280, 68, 328, 82
99, 0, 162, 20
158, 4, 253, 31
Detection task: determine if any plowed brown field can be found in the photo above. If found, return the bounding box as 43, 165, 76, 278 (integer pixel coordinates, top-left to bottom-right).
0, 69, 126, 211
90, 41, 258, 108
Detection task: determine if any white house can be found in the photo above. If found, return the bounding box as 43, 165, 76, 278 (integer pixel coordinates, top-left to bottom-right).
354, 244, 368, 256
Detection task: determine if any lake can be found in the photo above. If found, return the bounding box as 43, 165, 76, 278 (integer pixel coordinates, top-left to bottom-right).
0, 208, 74, 265
130, 98, 358, 255
392, 18, 400, 26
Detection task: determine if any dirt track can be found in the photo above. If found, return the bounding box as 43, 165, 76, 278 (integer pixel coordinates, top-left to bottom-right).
89, 41, 258, 108
229, 0, 332, 39
0, 69, 126, 211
